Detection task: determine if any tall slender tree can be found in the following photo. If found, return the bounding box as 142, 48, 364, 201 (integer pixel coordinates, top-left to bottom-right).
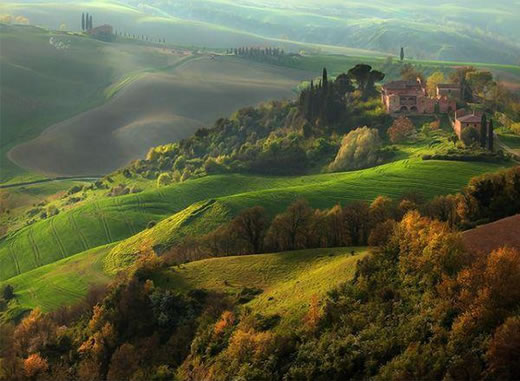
85, 13, 89, 30
322, 68, 328, 90
488, 119, 494, 151
81, 13, 85, 31
480, 114, 487, 148
400, 47, 405, 62
89, 15, 93, 30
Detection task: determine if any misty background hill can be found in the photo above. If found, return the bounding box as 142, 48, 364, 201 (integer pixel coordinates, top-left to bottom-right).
2, 0, 519, 64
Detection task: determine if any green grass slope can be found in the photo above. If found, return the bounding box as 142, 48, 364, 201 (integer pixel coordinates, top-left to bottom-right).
0, 244, 114, 322
0, 156, 510, 282
107, 158, 509, 273
157, 247, 369, 329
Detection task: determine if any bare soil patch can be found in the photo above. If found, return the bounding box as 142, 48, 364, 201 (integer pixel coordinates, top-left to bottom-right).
462, 214, 520, 254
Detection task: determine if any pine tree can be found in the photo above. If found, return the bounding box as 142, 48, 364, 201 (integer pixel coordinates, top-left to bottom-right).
487, 119, 494, 151
400, 47, 405, 61
82, 13, 85, 31
480, 114, 487, 148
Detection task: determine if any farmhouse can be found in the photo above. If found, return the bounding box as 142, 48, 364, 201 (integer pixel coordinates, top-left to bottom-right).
381, 79, 456, 115
88, 24, 114, 42
452, 109, 483, 139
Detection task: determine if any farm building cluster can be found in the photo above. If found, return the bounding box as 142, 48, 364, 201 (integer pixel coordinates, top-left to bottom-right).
381, 78, 490, 145
381, 79, 457, 114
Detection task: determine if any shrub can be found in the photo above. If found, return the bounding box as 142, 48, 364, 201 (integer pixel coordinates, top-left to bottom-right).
2, 284, 14, 301
67, 185, 83, 195
173, 156, 186, 171
461, 126, 480, 147
329, 127, 382, 172
46, 205, 59, 217
157, 173, 172, 187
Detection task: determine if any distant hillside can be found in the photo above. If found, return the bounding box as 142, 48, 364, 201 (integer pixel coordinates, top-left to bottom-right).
2, 0, 519, 64
462, 214, 520, 254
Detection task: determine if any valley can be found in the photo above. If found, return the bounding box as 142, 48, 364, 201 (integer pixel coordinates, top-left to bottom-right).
0, 6, 520, 379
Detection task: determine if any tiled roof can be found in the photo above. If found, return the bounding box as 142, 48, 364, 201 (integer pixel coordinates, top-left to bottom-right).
458, 114, 482, 123
383, 80, 422, 90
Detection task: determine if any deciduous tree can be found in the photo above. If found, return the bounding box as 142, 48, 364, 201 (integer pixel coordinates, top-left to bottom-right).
387, 117, 415, 143
231, 206, 268, 253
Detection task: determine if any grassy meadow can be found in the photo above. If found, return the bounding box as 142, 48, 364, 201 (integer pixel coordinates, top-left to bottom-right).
157, 247, 369, 330
0, 244, 115, 322
1, 154, 508, 281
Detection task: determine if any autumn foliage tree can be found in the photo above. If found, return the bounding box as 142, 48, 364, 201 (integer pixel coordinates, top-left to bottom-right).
24, 354, 48, 380
387, 116, 415, 143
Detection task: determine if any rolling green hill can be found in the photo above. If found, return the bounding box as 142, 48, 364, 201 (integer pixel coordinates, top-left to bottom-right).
101, 158, 511, 275
0, 23, 178, 182
156, 247, 369, 330
0, 244, 115, 322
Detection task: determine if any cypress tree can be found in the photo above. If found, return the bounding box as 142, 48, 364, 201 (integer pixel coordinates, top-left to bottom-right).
480, 114, 487, 148
308, 80, 314, 121
85, 13, 89, 30
82, 13, 85, 31
400, 47, 404, 61
89, 15, 93, 30
487, 119, 494, 151
322, 68, 328, 89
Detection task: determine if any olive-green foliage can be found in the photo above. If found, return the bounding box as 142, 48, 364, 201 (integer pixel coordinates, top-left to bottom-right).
329, 127, 382, 171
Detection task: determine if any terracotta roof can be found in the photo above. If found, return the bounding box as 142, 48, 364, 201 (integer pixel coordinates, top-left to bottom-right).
458, 114, 482, 123
462, 215, 520, 254
383, 80, 422, 90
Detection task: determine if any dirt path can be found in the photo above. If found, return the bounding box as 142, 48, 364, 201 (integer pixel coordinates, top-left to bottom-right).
496, 134, 520, 162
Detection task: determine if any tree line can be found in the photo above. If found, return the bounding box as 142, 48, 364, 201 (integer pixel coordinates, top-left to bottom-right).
114, 31, 167, 44
298, 65, 385, 126
162, 165, 520, 266
229, 46, 285, 57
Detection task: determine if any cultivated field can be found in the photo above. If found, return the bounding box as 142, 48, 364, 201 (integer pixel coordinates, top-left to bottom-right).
462, 214, 520, 255
0, 24, 183, 182
157, 247, 369, 329
8, 56, 311, 176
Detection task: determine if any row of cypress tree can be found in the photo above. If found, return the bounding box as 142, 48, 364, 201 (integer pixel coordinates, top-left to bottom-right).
81, 13, 93, 31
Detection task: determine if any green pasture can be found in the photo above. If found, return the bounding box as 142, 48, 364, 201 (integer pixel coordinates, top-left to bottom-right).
0, 244, 114, 322
157, 247, 369, 330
